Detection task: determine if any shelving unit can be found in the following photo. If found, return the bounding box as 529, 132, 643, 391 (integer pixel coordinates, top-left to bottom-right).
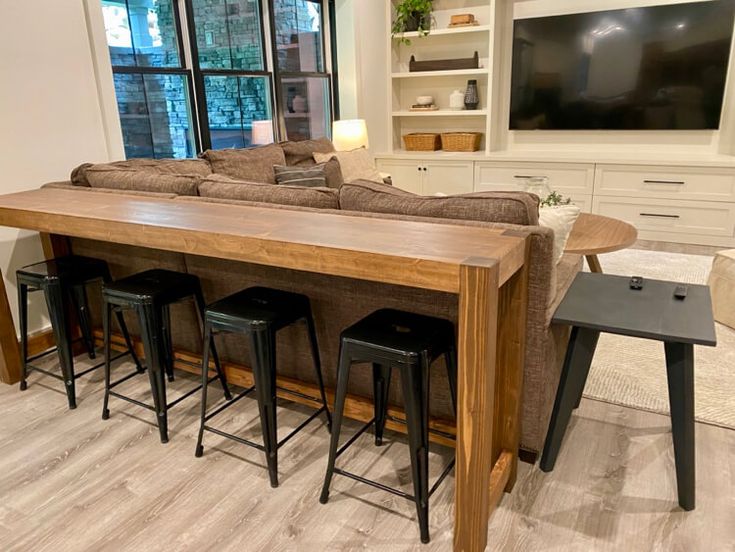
386, 0, 511, 155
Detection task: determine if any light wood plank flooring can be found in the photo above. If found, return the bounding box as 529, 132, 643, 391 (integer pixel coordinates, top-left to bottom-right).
0, 357, 733, 552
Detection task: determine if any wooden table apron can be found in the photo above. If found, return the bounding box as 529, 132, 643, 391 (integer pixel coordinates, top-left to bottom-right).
0, 189, 530, 552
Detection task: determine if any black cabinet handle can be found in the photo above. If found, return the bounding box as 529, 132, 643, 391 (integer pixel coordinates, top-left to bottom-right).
513, 175, 545, 179
639, 213, 680, 219
643, 179, 685, 185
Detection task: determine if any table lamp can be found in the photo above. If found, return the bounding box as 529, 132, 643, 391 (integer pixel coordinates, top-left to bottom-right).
251, 120, 274, 145
332, 119, 369, 151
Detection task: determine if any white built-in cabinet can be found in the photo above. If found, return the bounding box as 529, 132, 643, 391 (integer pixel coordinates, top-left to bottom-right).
377, 159, 474, 196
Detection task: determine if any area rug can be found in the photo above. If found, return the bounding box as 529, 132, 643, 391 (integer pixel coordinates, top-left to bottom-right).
582, 248, 735, 430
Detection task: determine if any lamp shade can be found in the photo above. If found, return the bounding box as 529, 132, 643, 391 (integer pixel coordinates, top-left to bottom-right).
251, 120, 274, 145
332, 119, 369, 151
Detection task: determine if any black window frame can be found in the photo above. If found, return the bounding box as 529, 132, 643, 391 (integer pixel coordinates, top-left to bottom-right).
106, 0, 202, 157
268, 0, 334, 142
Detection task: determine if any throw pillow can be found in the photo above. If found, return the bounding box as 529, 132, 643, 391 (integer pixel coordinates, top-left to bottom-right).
339, 180, 540, 226
313, 148, 382, 184
280, 137, 335, 166
85, 166, 201, 196
274, 164, 327, 188
201, 144, 285, 183
199, 174, 339, 209
538, 204, 581, 264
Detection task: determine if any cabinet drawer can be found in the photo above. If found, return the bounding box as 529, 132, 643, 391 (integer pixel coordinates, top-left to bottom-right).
475, 161, 594, 196
595, 164, 735, 201
593, 196, 735, 238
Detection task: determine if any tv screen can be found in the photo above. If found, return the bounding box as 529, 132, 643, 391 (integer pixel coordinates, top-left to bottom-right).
510, 0, 735, 130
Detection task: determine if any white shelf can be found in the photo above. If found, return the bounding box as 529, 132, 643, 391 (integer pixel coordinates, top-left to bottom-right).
396, 25, 491, 39
392, 110, 487, 117
392, 68, 487, 79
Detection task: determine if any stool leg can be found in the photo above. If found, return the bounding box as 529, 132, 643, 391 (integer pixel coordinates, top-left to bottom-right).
137, 303, 169, 443
44, 281, 77, 409
101, 265, 144, 373
161, 305, 175, 382
540, 326, 599, 472
444, 347, 458, 416
372, 363, 392, 445
17, 282, 28, 391
115, 309, 145, 373
400, 356, 431, 544
195, 323, 214, 458
249, 329, 279, 487
70, 284, 96, 360
305, 311, 331, 430
102, 301, 113, 420
664, 341, 695, 511
194, 289, 230, 400
320, 344, 352, 504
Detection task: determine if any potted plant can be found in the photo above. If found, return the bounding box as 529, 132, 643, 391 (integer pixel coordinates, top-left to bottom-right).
392, 0, 433, 44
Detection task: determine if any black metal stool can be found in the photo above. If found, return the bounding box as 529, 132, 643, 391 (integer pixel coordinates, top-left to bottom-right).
101, 269, 231, 443
194, 287, 331, 488
319, 308, 457, 544
16, 255, 141, 409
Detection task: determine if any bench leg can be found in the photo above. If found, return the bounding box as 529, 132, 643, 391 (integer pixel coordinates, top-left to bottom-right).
540, 326, 599, 472
664, 341, 695, 511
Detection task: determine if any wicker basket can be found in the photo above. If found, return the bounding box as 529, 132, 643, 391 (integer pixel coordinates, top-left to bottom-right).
441, 132, 483, 152
403, 133, 441, 151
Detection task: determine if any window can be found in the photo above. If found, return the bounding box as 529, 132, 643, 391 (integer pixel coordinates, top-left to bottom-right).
271, 0, 331, 141
101, 0, 336, 158
102, 0, 197, 158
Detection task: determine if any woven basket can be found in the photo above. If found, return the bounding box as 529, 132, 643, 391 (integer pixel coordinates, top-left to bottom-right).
441, 132, 483, 152
403, 133, 441, 151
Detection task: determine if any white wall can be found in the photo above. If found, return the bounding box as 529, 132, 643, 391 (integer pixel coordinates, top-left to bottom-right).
334, 0, 391, 153
0, 0, 118, 334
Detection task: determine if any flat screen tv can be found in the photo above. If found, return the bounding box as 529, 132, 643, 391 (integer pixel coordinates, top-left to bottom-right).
510, 0, 735, 130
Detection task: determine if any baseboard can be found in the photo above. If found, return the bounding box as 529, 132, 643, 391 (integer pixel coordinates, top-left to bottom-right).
26, 328, 56, 357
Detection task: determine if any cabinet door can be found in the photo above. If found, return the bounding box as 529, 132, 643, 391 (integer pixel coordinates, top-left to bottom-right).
424, 161, 474, 196
375, 159, 423, 194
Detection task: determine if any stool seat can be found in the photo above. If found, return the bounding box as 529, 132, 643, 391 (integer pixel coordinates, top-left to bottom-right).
17, 255, 109, 286
341, 309, 455, 362
103, 269, 201, 305
206, 287, 311, 331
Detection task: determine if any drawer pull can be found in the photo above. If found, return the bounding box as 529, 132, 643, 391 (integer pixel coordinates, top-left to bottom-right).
639, 212, 680, 219
513, 175, 546, 179
643, 179, 686, 185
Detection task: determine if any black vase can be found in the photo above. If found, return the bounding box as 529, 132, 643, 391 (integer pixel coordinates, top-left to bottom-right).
404, 11, 431, 32
464, 79, 479, 110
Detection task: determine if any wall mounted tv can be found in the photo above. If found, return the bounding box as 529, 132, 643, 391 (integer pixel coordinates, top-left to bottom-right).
510, 0, 735, 130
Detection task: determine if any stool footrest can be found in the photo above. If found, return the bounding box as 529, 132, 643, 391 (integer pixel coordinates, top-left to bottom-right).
203, 385, 256, 423
336, 418, 376, 459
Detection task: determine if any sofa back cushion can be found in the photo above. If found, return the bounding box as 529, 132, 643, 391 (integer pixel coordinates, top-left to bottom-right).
198, 174, 339, 209
280, 138, 334, 166
71, 158, 211, 186
201, 144, 285, 183
339, 180, 540, 225
85, 166, 200, 196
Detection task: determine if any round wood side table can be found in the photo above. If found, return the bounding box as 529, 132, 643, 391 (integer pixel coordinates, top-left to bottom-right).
564, 213, 638, 273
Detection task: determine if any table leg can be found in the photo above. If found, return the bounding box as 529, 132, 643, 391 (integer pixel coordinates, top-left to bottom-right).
586, 255, 603, 273
540, 326, 600, 472
454, 259, 499, 552
0, 268, 21, 384
664, 341, 695, 511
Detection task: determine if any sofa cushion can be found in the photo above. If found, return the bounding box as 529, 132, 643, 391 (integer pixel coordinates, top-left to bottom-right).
85, 166, 200, 196
198, 174, 339, 209
280, 137, 334, 166
201, 144, 285, 184
339, 180, 540, 225
71, 158, 211, 186
274, 163, 327, 188
313, 148, 382, 183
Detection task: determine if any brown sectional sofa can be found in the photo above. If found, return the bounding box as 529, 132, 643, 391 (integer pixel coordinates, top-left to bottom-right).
42, 139, 581, 457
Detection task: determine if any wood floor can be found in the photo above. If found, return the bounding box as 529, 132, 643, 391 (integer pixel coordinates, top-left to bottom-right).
0, 356, 733, 552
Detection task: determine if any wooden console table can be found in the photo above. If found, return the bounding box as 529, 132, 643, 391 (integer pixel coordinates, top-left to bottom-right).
0, 188, 530, 552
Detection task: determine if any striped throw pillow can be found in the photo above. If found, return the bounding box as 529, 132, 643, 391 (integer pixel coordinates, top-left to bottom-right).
273, 163, 327, 188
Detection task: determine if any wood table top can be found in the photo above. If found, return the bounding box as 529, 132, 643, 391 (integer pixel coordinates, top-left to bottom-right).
564, 212, 638, 255
0, 189, 527, 293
